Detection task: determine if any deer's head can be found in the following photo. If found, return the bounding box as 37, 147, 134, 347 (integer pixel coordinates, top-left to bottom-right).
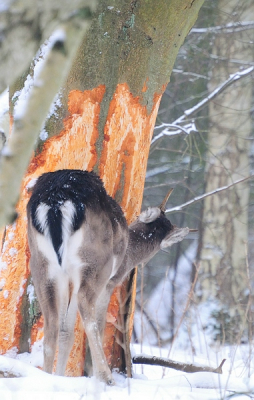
128, 190, 190, 266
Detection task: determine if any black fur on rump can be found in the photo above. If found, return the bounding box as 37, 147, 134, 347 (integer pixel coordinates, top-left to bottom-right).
27, 170, 127, 264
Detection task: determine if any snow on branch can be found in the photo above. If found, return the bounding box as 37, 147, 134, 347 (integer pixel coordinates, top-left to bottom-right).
175, 66, 254, 124
0, 0, 97, 93
165, 175, 254, 215
191, 21, 254, 34
151, 121, 198, 145
0, 10, 95, 227
133, 355, 226, 374
151, 66, 254, 148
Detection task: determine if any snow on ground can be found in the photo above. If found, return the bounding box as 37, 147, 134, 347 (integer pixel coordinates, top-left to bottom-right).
0, 339, 254, 400
1, 243, 254, 399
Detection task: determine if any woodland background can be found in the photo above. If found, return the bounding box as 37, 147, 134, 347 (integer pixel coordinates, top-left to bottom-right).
134, 0, 254, 350
0, 0, 253, 391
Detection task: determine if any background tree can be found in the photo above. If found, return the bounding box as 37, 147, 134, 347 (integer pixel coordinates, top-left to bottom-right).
198, 0, 254, 343
0, 0, 204, 377
134, 0, 254, 347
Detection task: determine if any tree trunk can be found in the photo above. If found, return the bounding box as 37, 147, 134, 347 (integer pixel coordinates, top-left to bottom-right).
0, 0, 204, 376
198, 0, 253, 343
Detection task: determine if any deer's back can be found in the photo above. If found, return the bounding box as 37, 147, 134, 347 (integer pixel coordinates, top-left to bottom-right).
27, 170, 128, 288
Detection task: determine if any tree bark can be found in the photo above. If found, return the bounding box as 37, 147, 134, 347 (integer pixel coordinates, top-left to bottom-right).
198, 0, 253, 343
0, 0, 204, 376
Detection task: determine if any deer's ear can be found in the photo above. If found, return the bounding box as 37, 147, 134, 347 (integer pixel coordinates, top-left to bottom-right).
138, 207, 161, 223
160, 227, 189, 249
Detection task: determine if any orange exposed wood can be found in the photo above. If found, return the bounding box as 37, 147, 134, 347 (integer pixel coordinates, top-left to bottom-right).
0, 85, 105, 367
142, 78, 149, 93
27, 85, 105, 176
100, 83, 162, 221
0, 82, 162, 376
30, 316, 44, 345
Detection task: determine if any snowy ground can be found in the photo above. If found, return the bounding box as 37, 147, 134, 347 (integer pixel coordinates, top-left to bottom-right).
1, 243, 254, 399
0, 338, 254, 400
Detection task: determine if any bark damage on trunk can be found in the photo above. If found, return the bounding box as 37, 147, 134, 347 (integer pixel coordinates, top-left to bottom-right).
0, 0, 204, 376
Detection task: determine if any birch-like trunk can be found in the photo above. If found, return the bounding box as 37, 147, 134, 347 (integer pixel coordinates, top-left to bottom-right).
199, 0, 253, 343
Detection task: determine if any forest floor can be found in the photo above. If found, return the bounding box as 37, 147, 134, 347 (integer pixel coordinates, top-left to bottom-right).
0, 337, 253, 400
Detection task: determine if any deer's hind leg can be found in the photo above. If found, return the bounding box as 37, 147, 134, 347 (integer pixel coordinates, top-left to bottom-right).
77, 282, 114, 385
33, 275, 59, 374
55, 282, 78, 376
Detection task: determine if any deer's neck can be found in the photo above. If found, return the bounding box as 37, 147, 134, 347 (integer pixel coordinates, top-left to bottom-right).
126, 225, 161, 268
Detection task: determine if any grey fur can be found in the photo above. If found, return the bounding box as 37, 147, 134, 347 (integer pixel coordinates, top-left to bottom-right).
27, 173, 189, 385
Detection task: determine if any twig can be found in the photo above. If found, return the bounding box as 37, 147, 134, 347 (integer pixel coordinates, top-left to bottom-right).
191, 21, 254, 34
135, 300, 159, 339
176, 66, 254, 123
0, 370, 21, 378
165, 175, 254, 214
151, 66, 254, 147
166, 263, 200, 367
132, 355, 226, 374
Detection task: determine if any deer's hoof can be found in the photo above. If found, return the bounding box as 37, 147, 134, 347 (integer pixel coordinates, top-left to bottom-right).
106, 377, 115, 386
98, 370, 115, 386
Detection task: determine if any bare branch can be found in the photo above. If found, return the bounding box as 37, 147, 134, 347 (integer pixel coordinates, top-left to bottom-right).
151, 66, 254, 148
191, 21, 254, 34
151, 122, 197, 149
172, 69, 208, 80
0, 9, 96, 227
165, 175, 254, 215
132, 355, 226, 374
0, 369, 21, 378
175, 66, 254, 124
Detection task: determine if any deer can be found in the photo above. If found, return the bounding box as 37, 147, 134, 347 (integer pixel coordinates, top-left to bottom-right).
27, 169, 190, 385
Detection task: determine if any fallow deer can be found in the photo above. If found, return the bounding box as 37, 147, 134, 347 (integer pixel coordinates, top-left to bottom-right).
27, 169, 189, 385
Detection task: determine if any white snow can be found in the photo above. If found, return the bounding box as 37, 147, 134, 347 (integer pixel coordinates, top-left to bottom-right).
0, 340, 253, 399
1, 145, 12, 157
0, 278, 6, 289
8, 248, 17, 257
47, 28, 66, 47
0, 259, 7, 272
0, 90, 9, 116
39, 128, 48, 141
0, 1, 10, 12
13, 30, 63, 121
27, 284, 35, 303
0, 237, 253, 400
26, 178, 38, 191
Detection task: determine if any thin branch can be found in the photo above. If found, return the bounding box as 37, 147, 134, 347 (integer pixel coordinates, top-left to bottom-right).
172, 69, 208, 80
0, 8, 95, 228
191, 21, 254, 34
151, 122, 197, 146
132, 355, 226, 374
154, 123, 196, 135
0, 369, 21, 378
165, 175, 254, 215
175, 66, 254, 124
151, 66, 254, 148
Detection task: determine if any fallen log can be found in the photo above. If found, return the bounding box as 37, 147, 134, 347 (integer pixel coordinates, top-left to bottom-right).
132, 355, 226, 374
